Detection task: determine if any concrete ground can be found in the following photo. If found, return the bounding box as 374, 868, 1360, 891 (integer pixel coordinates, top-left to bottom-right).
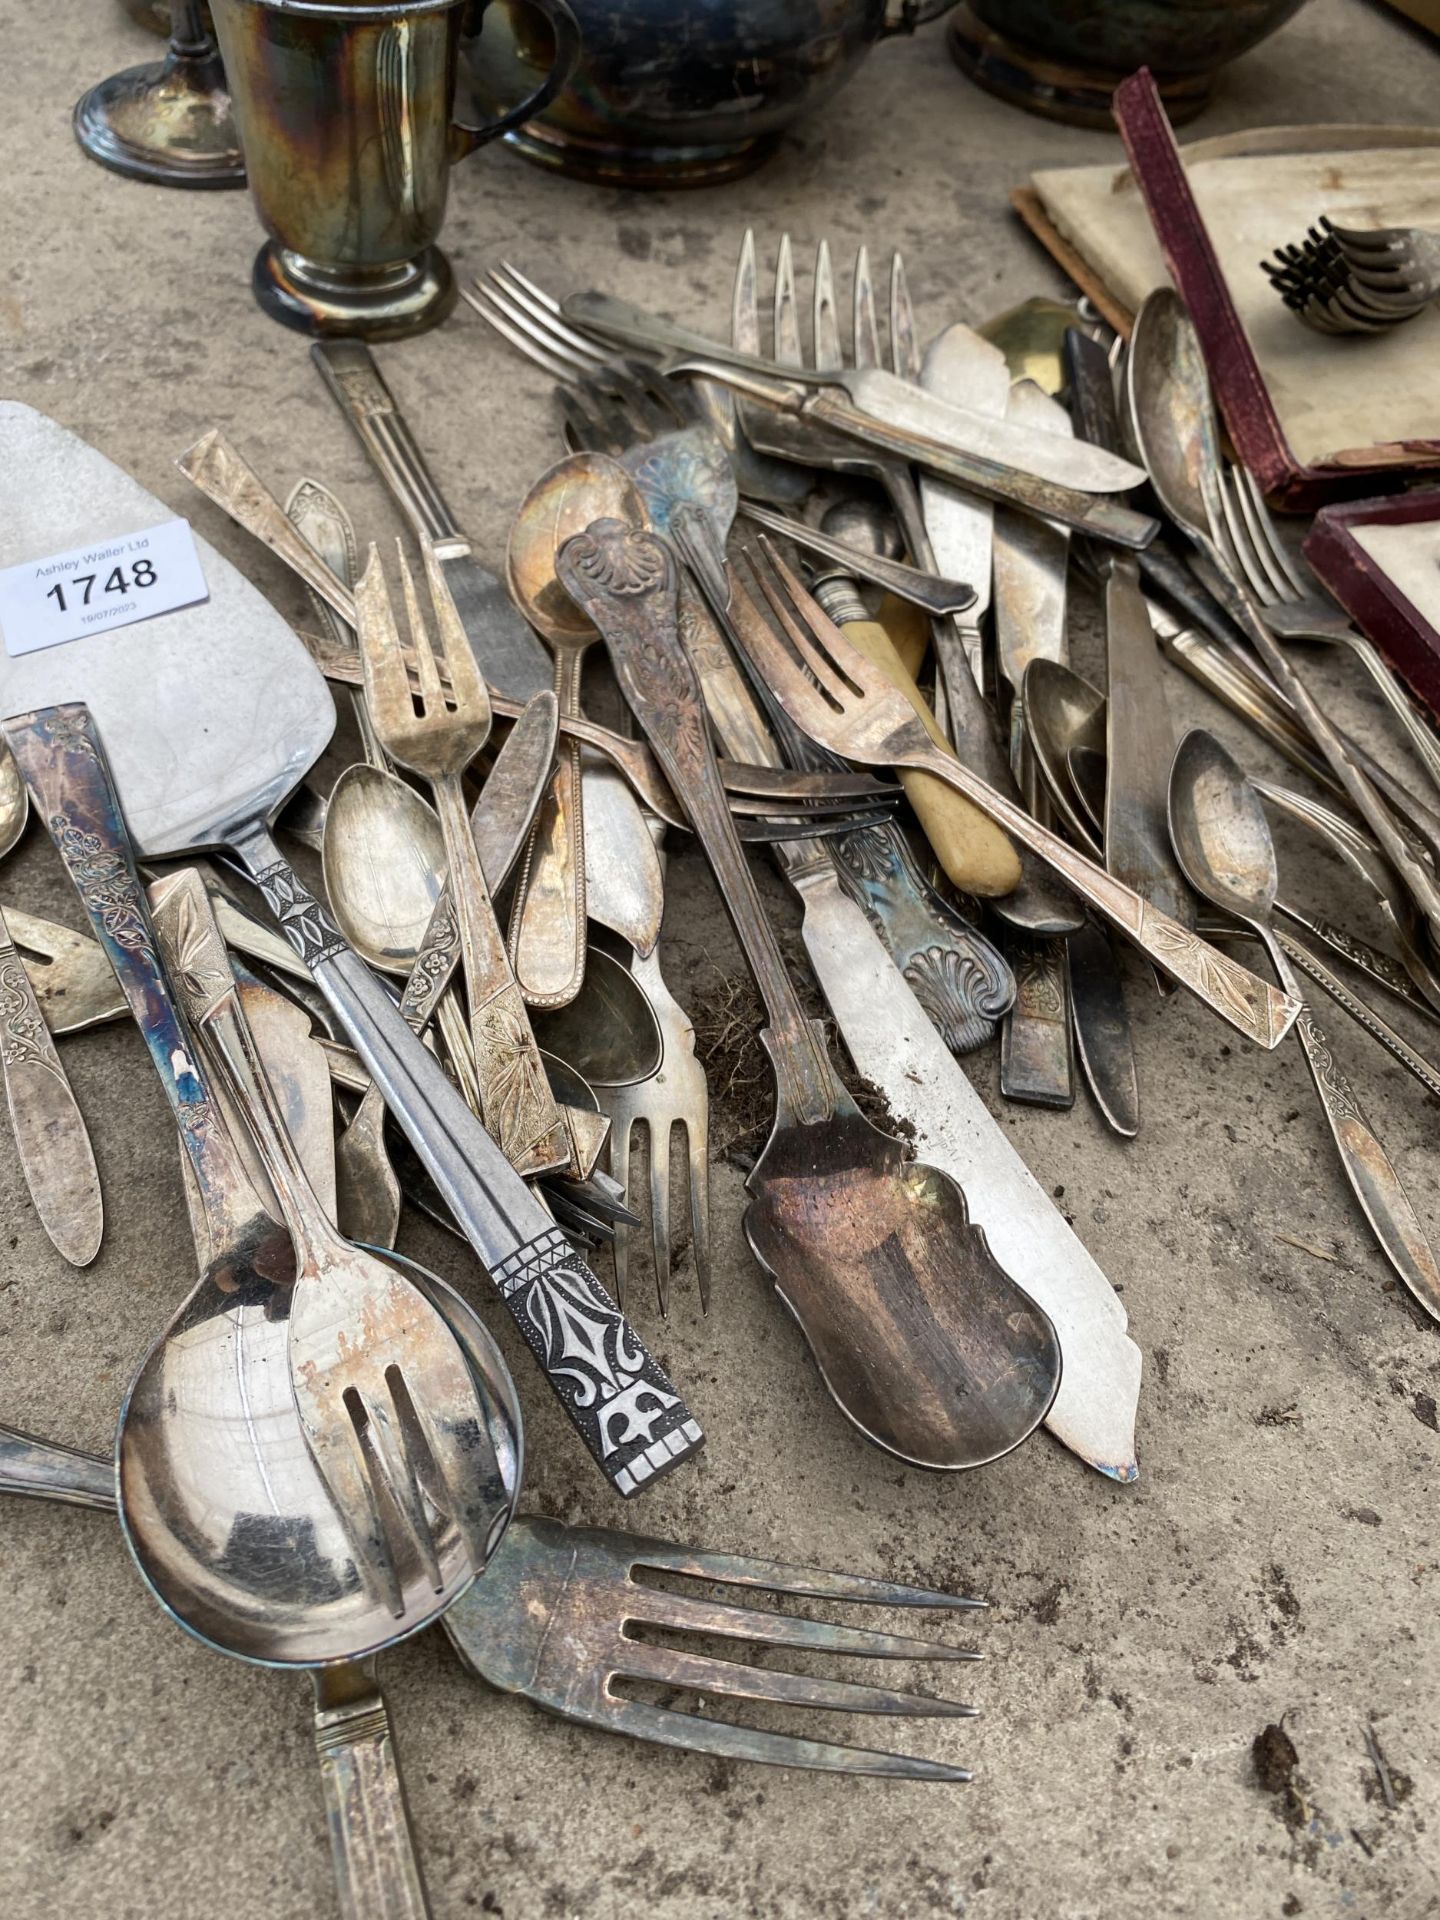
3, 0, 1439, 1914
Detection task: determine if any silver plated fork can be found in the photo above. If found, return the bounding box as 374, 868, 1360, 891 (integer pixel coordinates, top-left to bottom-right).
1215, 461, 1440, 799
447, 1512, 983, 1780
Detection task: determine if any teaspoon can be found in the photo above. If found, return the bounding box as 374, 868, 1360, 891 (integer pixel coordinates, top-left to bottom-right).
1168, 728, 1440, 1323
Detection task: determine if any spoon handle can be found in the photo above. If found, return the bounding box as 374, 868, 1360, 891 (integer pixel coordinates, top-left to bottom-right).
1262, 931, 1440, 1323
0, 1423, 433, 1920
1, 706, 259, 1244
507, 650, 587, 1010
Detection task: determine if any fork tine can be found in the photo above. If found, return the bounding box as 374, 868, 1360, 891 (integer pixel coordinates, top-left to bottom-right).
1230, 466, 1297, 602
631, 1585, 982, 1661
725, 567, 846, 735
306, 1413, 406, 1619
462, 285, 581, 383
353, 544, 415, 733
572, 375, 635, 457
647, 1115, 673, 1318
396, 544, 446, 708
593, 1697, 974, 1781
495, 260, 565, 314
685, 1115, 711, 1314
1216, 468, 1275, 604
747, 538, 864, 704
774, 232, 802, 365
557, 382, 621, 457
392, 1363, 509, 1574
614, 1639, 979, 1718
605, 1104, 635, 1309
420, 543, 488, 719
852, 244, 879, 369
732, 227, 761, 357
489, 266, 615, 369
627, 1538, 985, 1610
1239, 468, 1309, 599
813, 239, 842, 371
889, 252, 919, 382
355, 1383, 446, 1592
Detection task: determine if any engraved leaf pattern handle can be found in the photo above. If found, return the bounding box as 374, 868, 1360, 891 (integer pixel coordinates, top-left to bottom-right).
1, 705, 253, 1214
557, 520, 842, 1131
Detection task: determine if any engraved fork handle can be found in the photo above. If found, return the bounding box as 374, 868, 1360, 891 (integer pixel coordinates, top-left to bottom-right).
558, 523, 845, 1131
0, 1423, 433, 1920
312, 341, 464, 548
895, 733, 1301, 1047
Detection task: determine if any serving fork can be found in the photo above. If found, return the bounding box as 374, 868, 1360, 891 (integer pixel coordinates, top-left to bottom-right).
5, 1423, 986, 1783
730, 538, 1301, 1050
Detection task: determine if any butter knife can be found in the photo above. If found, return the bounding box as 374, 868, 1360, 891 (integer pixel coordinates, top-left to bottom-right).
1071, 330, 1196, 934
310, 340, 553, 701
790, 854, 1140, 1481
0, 903, 103, 1266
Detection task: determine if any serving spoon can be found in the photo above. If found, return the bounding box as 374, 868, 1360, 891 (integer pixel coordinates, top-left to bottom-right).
560, 514, 1061, 1470
1169, 729, 1440, 1323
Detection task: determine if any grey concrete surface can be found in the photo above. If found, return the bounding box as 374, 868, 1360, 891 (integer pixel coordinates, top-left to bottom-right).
2, 1, 1439, 1915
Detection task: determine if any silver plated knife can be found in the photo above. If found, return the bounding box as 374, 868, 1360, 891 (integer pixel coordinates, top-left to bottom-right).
311, 339, 554, 701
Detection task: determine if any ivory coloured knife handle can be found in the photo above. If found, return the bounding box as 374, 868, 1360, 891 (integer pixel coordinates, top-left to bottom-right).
838, 617, 1022, 898
876, 592, 931, 682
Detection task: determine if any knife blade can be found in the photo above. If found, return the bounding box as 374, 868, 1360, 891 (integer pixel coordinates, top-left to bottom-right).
789, 859, 1141, 1482
917, 323, 1010, 689
564, 291, 1146, 496
0, 905, 103, 1266
310, 339, 553, 701
1069, 329, 1196, 935
991, 379, 1078, 1110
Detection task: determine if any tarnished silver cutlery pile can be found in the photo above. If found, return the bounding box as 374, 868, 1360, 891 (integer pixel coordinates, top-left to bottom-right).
5, 219, 1440, 1917
458, 231, 1440, 1336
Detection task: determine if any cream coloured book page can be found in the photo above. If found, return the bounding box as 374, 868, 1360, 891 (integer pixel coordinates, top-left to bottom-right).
1032, 129, 1440, 469
1353, 519, 1440, 630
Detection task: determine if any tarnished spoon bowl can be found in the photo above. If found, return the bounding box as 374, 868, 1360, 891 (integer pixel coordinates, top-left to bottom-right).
508, 452, 646, 644
120, 1242, 520, 1668
1167, 729, 1280, 925
531, 947, 663, 1088
322, 763, 446, 974
1021, 658, 1107, 850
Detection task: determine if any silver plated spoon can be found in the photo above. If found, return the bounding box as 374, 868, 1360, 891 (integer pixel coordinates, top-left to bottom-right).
1169, 729, 1440, 1324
